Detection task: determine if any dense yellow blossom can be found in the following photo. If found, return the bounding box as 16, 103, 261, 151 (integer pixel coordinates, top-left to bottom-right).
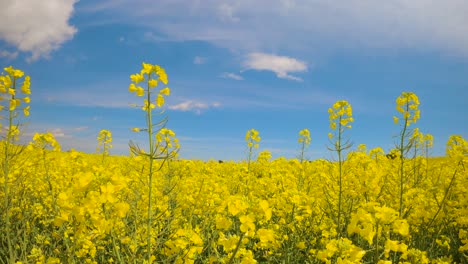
1, 66, 467, 263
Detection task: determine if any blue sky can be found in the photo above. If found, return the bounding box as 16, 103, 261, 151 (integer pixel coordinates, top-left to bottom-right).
1, 0, 467, 161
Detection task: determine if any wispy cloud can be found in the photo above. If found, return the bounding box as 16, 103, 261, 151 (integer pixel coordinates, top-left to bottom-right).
243, 53, 307, 81
23, 125, 89, 139
78, 0, 468, 57
169, 100, 221, 114
217, 3, 240, 23
193, 56, 206, 64
0, 0, 78, 62
221, 72, 244, 80
0, 50, 19, 60
49, 128, 67, 138
21, 123, 130, 154
143, 31, 171, 42
36, 79, 139, 109
167, 79, 337, 111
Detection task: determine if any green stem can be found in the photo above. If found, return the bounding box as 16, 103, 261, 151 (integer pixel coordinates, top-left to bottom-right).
3, 77, 16, 262
300, 140, 305, 163
337, 117, 343, 238
247, 144, 252, 173
426, 160, 461, 228
399, 103, 409, 217
227, 233, 245, 264
146, 74, 155, 263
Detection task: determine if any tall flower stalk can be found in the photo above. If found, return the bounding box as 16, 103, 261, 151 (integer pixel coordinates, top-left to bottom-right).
97, 129, 113, 163
0, 66, 31, 262
327, 100, 353, 237
393, 92, 420, 217
298, 129, 311, 164
128, 63, 179, 263
297, 129, 311, 189
245, 129, 260, 173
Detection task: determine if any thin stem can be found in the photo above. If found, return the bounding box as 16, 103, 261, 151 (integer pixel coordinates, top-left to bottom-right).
227, 233, 245, 264
337, 118, 343, 238
3, 77, 16, 262
146, 74, 155, 263
399, 103, 409, 217
426, 160, 462, 228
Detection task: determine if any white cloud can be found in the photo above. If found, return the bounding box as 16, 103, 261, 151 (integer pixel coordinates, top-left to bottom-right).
0, 0, 78, 62
221, 72, 244, 80
217, 3, 240, 23
49, 128, 67, 138
169, 100, 220, 114
36, 79, 139, 109
24, 127, 69, 139
193, 56, 206, 64
73, 126, 89, 132
143, 31, 170, 42
79, 0, 468, 57
243, 53, 307, 81
0, 50, 19, 60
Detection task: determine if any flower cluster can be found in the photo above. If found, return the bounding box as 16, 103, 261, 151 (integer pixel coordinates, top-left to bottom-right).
328, 100, 353, 139
245, 129, 261, 149
393, 92, 420, 126
96, 129, 112, 155
128, 62, 170, 110
0, 66, 31, 119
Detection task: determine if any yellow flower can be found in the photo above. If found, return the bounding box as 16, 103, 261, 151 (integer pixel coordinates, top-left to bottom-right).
21, 76, 31, 94
240, 214, 256, 236
136, 86, 145, 97
296, 241, 306, 249
128, 83, 137, 93
257, 228, 275, 244
160, 87, 170, 96
148, 79, 158, 88
215, 215, 233, 230
228, 198, 248, 216
156, 94, 165, 107
395, 92, 420, 126
114, 202, 130, 218
132, 127, 140, 132
259, 200, 272, 220
4, 66, 24, 78
24, 106, 30, 116
392, 219, 409, 236
100, 182, 116, 203
130, 73, 144, 84
9, 98, 18, 111
155, 65, 168, 84
141, 62, 153, 74
298, 129, 311, 145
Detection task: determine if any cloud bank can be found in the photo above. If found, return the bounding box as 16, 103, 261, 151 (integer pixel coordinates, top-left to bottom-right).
0, 0, 78, 61
79, 0, 468, 57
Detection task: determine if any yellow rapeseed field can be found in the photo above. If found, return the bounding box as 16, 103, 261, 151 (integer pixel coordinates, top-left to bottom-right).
1, 65, 467, 263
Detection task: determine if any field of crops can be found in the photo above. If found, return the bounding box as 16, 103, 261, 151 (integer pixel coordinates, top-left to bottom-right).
1, 65, 467, 263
